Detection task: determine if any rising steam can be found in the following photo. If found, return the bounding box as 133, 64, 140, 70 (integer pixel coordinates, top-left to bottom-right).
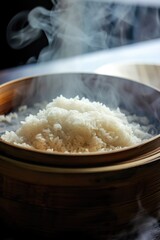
6, 0, 139, 64
7, 0, 160, 64
5, 1, 160, 239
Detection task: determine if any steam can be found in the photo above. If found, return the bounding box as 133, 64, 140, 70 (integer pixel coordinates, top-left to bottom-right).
7, 0, 140, 64
113, 210, 160, 240
5, 1, 160, 239
7, 0, 160, 65
111, 197, 160, 240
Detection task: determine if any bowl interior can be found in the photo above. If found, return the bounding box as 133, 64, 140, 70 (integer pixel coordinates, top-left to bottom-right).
0, 73, 159, 167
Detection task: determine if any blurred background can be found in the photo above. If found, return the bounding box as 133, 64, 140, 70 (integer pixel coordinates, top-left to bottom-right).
1, 0, 160, 71
1, 1, 52, 70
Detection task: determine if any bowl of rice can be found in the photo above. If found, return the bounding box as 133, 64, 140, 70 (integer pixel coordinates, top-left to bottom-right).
0, 72, 159, 239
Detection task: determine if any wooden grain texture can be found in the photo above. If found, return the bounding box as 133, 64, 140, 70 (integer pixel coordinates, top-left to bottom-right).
0, 71, 159, 239
0, 153, 160, 239
0, 73, 159, 167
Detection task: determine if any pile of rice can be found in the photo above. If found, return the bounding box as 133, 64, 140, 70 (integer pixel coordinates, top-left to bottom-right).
1, 95, 153, 153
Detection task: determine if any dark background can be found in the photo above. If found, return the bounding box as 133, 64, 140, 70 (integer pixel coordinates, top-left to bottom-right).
0, 1, 52, 70
1, 1, 160, 71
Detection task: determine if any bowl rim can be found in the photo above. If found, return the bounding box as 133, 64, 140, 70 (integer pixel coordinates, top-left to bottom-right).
0, 72, 160, 168
1, 71, 160, 92
0, 145, 160, 173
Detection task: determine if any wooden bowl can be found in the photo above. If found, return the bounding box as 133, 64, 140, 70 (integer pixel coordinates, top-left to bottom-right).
0, 73, 160, 239
0, 73, 159, 167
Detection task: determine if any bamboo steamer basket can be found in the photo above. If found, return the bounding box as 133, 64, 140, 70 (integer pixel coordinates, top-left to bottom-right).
0, 73, 159, 239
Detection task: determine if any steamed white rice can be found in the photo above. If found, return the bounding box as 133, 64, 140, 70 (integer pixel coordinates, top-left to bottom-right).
1, 95, 153, 153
